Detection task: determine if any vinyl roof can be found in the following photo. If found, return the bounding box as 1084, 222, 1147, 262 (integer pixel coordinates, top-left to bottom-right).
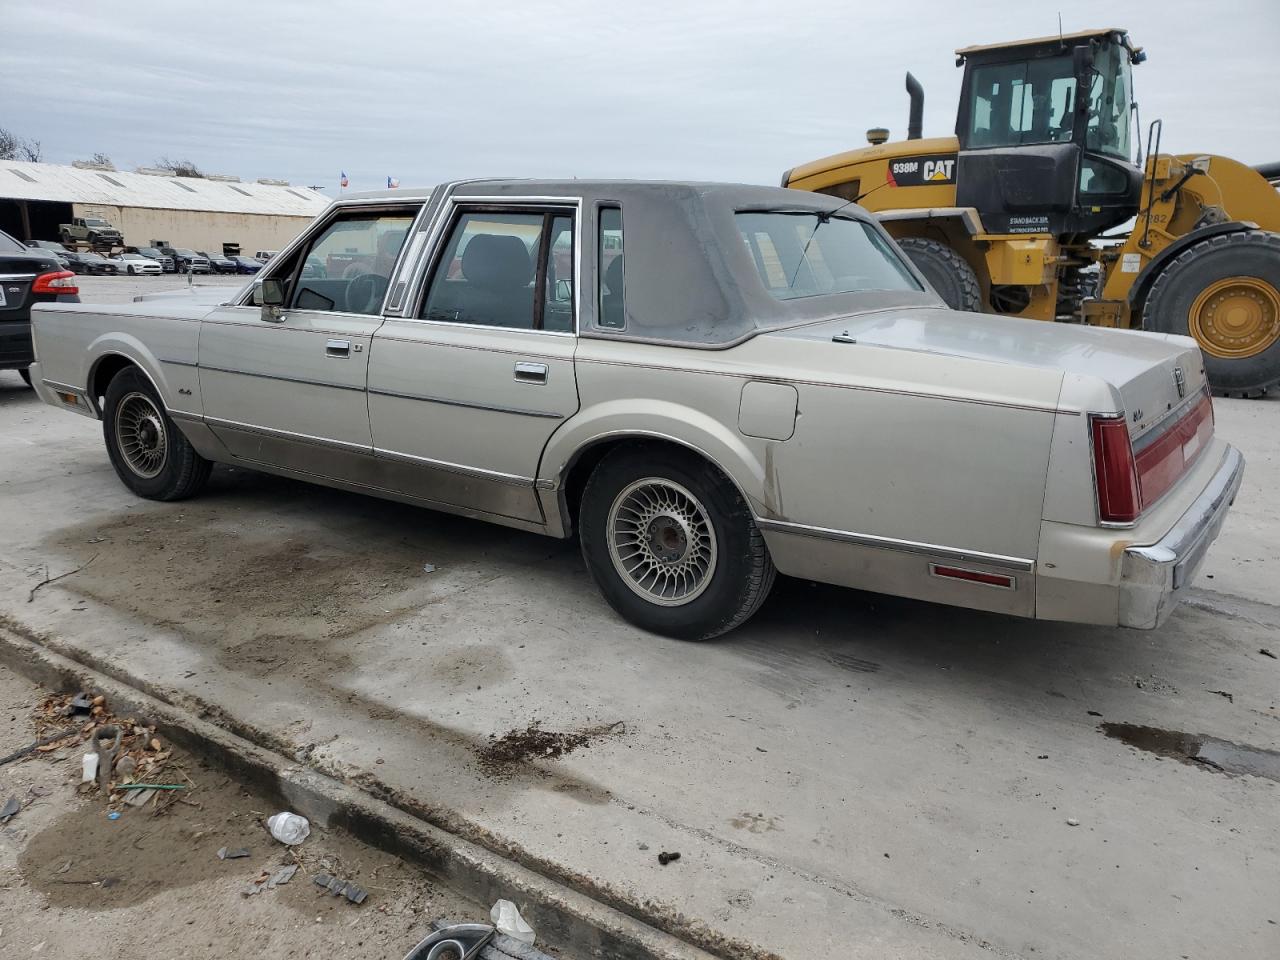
0, 161, 330, 217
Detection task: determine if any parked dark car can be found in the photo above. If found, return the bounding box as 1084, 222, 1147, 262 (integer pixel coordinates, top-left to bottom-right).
161, 248, 211, 274
127, 246, 175, 273
27, 242, 72, 269
62, 251, 120, 275
0, 228, 79, 386
229, 255, 263, 274
198, 251, 237, 274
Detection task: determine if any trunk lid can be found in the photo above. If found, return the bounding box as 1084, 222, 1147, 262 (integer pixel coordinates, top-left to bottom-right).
0, 252, 60, 319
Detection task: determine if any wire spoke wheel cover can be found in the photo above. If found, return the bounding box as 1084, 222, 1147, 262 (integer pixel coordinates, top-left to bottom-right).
1189, 276, 1280, 359
607, 478, 718, 606
114, 391, 168, 479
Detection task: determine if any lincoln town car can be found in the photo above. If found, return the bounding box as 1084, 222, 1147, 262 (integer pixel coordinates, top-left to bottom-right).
28, 180, 1243, 639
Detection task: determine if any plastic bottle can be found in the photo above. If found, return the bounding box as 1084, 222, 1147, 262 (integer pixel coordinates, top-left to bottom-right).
490, 899, 535, 944
266, 811, 311, 845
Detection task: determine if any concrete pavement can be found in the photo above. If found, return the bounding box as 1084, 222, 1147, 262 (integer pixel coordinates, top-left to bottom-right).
1, 278, 1277, 959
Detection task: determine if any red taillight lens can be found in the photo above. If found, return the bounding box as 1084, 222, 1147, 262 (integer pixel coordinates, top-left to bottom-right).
1091, 415, 1141, 524
32, 270, 79, 296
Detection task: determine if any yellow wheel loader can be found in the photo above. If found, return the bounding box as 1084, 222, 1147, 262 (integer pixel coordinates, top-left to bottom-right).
782, 29, 1280, 396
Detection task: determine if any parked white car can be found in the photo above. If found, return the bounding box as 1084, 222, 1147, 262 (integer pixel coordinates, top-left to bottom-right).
27, 180, 1243, 639
110, 253, 163, 276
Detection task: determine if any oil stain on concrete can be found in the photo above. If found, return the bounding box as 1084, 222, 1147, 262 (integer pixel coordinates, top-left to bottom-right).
1102, 722, 1280, 782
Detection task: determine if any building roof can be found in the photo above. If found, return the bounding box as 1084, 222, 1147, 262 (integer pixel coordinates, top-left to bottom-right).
0, 161, 330, 217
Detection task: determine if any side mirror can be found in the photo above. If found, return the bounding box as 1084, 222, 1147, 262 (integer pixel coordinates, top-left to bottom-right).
254, 277, 285, 306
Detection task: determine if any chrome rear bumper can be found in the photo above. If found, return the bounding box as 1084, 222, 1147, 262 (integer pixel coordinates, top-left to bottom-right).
1119, 445, 1245, 629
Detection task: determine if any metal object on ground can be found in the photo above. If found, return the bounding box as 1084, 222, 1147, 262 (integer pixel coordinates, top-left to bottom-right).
93, 725, 122, 792
313, 873, 368, 904
402, 923, 495, 960
217, 846, 251, 860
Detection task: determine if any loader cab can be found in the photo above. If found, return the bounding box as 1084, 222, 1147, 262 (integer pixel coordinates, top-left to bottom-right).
954, 29, 1145, 238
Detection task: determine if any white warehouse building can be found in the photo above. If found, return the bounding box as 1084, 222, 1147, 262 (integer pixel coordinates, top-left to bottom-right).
0, 160, 329, 256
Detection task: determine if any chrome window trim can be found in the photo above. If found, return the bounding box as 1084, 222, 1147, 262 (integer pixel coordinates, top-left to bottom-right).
196, 314, 377, 338
198, 363, 365, 393
399, 194, 583, 338
368, 386, 563, 419
755, 517, 1035, 572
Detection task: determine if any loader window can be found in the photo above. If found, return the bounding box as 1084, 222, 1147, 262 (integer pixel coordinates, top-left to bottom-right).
1084, 43, 1133, 159
967, 57, 1077, 148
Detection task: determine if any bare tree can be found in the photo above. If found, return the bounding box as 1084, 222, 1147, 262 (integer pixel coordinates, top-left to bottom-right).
18, 138, 42, 162
0, 126, 41, 162
154, 156, 203, 178
78, 152, 114, 169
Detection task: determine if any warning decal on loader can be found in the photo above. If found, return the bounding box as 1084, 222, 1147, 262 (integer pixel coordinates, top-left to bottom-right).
886, 154, 958, 187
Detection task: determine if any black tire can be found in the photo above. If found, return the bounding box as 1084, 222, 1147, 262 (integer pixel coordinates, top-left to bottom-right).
18, 367, 32, 387
59, 231, 72, 246
579, 444, 776, 640
102, 367, 211, 501
1142, 230, 1280, 397
897, 237, 984, 312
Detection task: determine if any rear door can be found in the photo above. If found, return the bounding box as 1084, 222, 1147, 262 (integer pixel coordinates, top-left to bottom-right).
198, 203, 421, 477
368, 198, 580, 524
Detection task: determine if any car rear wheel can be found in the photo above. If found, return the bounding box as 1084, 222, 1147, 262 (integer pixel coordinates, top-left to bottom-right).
579, 445, 776, 640
103, 367, 211, 501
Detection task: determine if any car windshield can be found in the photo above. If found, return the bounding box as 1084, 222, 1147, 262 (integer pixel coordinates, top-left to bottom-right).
736, 212, 922, 301
174, 249, 196, 256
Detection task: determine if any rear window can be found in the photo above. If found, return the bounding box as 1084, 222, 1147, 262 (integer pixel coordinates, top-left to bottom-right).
736, 212, 921, 301
0, 230, 25, 253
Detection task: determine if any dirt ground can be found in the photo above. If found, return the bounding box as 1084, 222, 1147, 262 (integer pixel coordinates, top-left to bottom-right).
0, 666, 494, 959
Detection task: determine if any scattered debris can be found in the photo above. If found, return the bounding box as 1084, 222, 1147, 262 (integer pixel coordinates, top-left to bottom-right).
93, 726, 122, 793
658, 851, 681, 865
490, 899, 535, 945
27, 554, 98, 603
266, 811, 311, 845
217, 847, 251, 860
1209, 690, 1235, 703
125, 788, 156, 808
1066, 818, 1080, 827
267, 864, 298, 888
422, 563, 436, 573
637, 842, 649, 851
477, 720, 625, 777
117, 783, 185, 791
107, 812, 120, 821
64, 693, 94, 716
313, 873, 368, 904
1037, 754, 1049, 759
0, 797, 19, 823
0, 730, 80, 768
115, 756, 136, 779
1087, 710, 1103, 717
404, 923, 495, 960
1260, 648, 1278, 660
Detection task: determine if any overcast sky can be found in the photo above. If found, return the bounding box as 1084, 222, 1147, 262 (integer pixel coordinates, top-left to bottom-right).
3, 0, 1277, 195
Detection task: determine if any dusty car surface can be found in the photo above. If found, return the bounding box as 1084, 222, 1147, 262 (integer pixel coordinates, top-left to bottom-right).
29, 180, 1243, 638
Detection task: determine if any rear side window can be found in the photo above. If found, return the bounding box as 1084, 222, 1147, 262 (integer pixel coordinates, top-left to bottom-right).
598, 206, 624, 328
736, 212, 921, 301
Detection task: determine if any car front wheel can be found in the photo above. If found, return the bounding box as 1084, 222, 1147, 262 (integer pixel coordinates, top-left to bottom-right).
579, 445, 775, 640
103, 367, 211, 501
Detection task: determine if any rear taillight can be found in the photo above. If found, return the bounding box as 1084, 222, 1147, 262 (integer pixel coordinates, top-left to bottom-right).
32, 270, 79, 296
1091, 414, 1141, 524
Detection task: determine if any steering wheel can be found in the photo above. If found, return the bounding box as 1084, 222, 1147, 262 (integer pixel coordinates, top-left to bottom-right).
346, 273, 389, 314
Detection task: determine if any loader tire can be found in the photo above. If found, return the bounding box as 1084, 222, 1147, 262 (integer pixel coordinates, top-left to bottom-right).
897, 237, 983, 313
1142, 230, 1280, 397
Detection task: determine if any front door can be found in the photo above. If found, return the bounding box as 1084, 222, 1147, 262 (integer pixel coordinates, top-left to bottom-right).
199, 204, 420, 478
368, 202, 579, 524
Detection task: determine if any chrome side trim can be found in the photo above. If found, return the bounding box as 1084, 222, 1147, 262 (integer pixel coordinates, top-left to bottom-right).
201, 317, 374, 337
373, 333, 564, 360
204, 415, 372, 452
755, 518, 1036, 572
198, 364, 365, 393
368, 387, 562, 419
574, 356, 1066, 416
168, 409, 203, 422
0, 272, 38, 281
158, 357, 198, 368
373, 446, 533, 486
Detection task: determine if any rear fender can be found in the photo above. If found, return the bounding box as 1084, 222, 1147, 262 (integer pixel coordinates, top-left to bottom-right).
85, 334, 177, 417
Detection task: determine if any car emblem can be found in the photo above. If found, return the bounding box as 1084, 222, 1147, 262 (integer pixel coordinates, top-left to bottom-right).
1173, 366, 1186, 399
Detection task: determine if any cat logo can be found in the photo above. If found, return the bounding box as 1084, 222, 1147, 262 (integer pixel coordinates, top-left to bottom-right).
886, 153, 958, 187
923, 159, 955, 181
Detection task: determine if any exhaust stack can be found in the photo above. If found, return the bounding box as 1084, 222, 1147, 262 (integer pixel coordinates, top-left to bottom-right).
906, 72, 924, 140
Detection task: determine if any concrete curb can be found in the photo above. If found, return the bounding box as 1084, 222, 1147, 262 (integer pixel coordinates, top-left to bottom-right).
0, 623, 720, 960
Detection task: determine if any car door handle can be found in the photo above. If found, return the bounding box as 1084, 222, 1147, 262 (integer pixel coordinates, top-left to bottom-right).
326, 339, 351, 358
514, 361, 548, 384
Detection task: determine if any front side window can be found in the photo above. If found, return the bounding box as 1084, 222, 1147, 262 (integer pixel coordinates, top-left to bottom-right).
285, 209, 415, 315
736, 212, 921, 301
968, 56, 1078, 148
420, 208, 575, 331
1084, 43, 1133, 159
598, 206, 624, 329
